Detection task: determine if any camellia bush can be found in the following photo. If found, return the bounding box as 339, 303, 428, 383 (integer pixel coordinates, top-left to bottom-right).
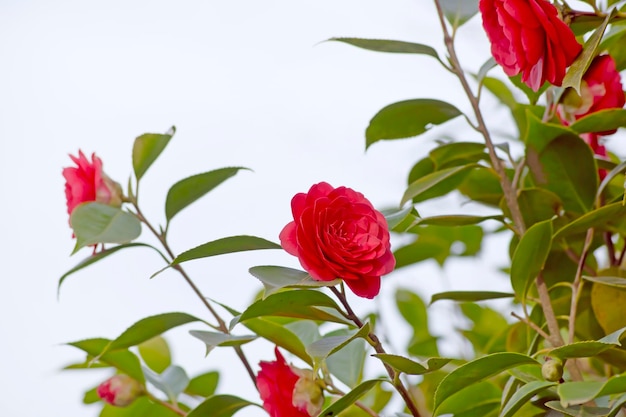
58, 0, 626, 416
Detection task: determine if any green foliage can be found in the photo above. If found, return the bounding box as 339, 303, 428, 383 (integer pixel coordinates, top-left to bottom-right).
70, 203, 142, 253
185, 395, 257, 417
170, 235, 281, 266
132, 127, 175, 181
185, 371, 219, 397
138, 336, 171, 373
318, 379, 388, 417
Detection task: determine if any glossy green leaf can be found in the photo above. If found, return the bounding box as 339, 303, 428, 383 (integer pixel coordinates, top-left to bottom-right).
171, 235, 281, 265
401, 164, 481, 206
373, 354, 452, 375
284, 320, 321, 347
319, 379, 387, 417
328, 38, 440, 60
549, 326, 626, 360
306, 323, 370, 360
483, 76, 518, 109
553, 202, 626, 240
249, 266, 340, 298
83, 387, 99, 404
439, 0, 479, 26
411, 214, 504, 227
186, 394, 257, 417
186, 371, 219, 397
500, 380, 556, 417
430, 291, 514, 304
58, 242, 165, 296
562, 10, 615, 94
584, 275, 626, 288
508, 188, 562, 228
435, 380, 501, 417
608, 394, 626, 417
189, 331, 256, 355
510, 219, 552, 300
100, 396, 180, 417
138, 336, 171, 373
598, 160, 626, 200
476, 57, 496, 84
132, 127, 175, 181
241, 317, 312, 365
383, 206, 417, 230
143, 365, 189, 403
70, 203, 141, 253
559, 374, 626, 407
366, 99, 462, 149
458, 167, 504, 206
165, 167, 250, 222
433, 352, 538, 413
396, 289, 439, 357
107, 312, 204, 353
326, 330, 366, 387
238, 290, 350, 325
570, 108, 626, 134
68, 338, 144, 382
545, 401, 609, 417
460, 303, 509, 355
428, 142, 486, 169
601, 27, 626, 71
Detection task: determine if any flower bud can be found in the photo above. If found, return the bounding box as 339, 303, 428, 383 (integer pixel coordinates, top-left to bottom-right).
97, 374, 143, 407
541, 358, 564, 382
292, 368, 324, 416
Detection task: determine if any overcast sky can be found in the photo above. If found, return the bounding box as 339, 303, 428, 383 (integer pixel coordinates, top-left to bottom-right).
2, 1, 620, 416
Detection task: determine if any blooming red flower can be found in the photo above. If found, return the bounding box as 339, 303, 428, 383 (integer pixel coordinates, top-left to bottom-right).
479, 0, 581, 91
279, 182, 395, 299
62, 150, 122, 220
257, 347, 322, 417
97, 375, 143, 407
559, 54, 625, 135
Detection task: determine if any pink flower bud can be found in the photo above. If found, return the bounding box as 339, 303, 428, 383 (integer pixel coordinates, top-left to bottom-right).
96, 374, 143, 407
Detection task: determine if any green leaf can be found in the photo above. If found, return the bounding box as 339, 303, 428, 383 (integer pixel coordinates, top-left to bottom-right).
238, 290, 350, 325
500, 380, 557, 417
400, 164, 481, 206
107, 313, 204, 352
68, 338, 145, 382
132, 127, 175, 181
241, 317, 312, 365
584, 275, 626, 288
553, 202, 626, 240
58, 243, 165, 296
285, 320, 321, 346
373, 354, 452, 375
601, 27, 626, 71
165, 167, 250, 222
366, 99, 462, 149
608, 394, 626, 417
186, 394, 257, 417
189, 331, 256, 355
306, 323, 370, 360
510, 219, 553, 301
548, 326, 626, 360
143, 365, 189, 403
430, 291, 514, 304
428, 142, 487, 169
433, 352, 538, 413
411, 215, 504, 227
326, 330, 366, 387
186, 371, 219, 397
570, 108, 626, 134
483, 77, 518, 109
436, 380, 501, 417
318, 379, 387, 417
83, 387, 100, 404
138, 336, 171, 373
476, 57, 496, 84
396, 289, 439, 357
249, 266, 340, 298
171, 235, 281, 266
545, 401, 610, 417
70, 203, 142, 253
562, 10, 615, 94
100, 396, 180, 417
559, 374, 626, 407
439, 0, 479, 27
328, 38, 440, 60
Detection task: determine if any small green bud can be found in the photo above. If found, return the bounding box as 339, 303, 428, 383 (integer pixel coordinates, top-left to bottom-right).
542, 358, 564, 382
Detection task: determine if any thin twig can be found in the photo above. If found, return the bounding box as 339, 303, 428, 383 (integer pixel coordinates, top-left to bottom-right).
568, 229, 594, 344
605, 232, 616, 266
329, 287, 422, 417
146, 392, 187, 416
511, 312, 551, 341
564, 248, 596, 276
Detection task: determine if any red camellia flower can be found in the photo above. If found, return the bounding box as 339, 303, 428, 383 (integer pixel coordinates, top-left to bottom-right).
559, 54, 625, 135
97, 374, 143, 407
279, 182, 395, 299
62, 150, 123, 220
479, 0, 581, 91
257, 347, 323, 417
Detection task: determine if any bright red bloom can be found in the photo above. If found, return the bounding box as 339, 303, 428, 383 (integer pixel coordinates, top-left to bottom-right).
62, 150, 122, 220
96, 375, 143, 407
257, 348, 321, 417
279, 182, 395, 299
559, 54, 625, 135
479, 0, 581, 91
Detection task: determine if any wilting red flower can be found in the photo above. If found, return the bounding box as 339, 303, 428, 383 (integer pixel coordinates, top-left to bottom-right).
582, 133, 609, 180
559, 54, 625, 135
62, 150, 122, 220
479, 0, 581, 91
97, 375, 143, 407
279, 182, 395, 299
257, 347, 323, 417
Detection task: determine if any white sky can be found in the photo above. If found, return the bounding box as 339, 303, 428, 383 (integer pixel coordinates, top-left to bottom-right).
2, 1, 620, 416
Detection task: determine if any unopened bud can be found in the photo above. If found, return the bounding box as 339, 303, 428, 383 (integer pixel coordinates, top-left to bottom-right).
542, 358, 564, 382
97, 374, 143, 407
292, 368, 324, 416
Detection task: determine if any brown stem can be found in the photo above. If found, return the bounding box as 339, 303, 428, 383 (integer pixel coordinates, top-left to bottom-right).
330, 287, 422, 417
568, 229, 594, 344
511, 312, 551, 341
564, 248, 596, 276
605, 232, 616, 266
535, 273, 564, 348
132, 203, 257, 386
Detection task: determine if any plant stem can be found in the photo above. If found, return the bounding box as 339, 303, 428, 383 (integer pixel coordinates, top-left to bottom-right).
132, 203, 257, 386
146, 392, 187, 416
568, 229, 594, 344
330, 287, 422, 417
